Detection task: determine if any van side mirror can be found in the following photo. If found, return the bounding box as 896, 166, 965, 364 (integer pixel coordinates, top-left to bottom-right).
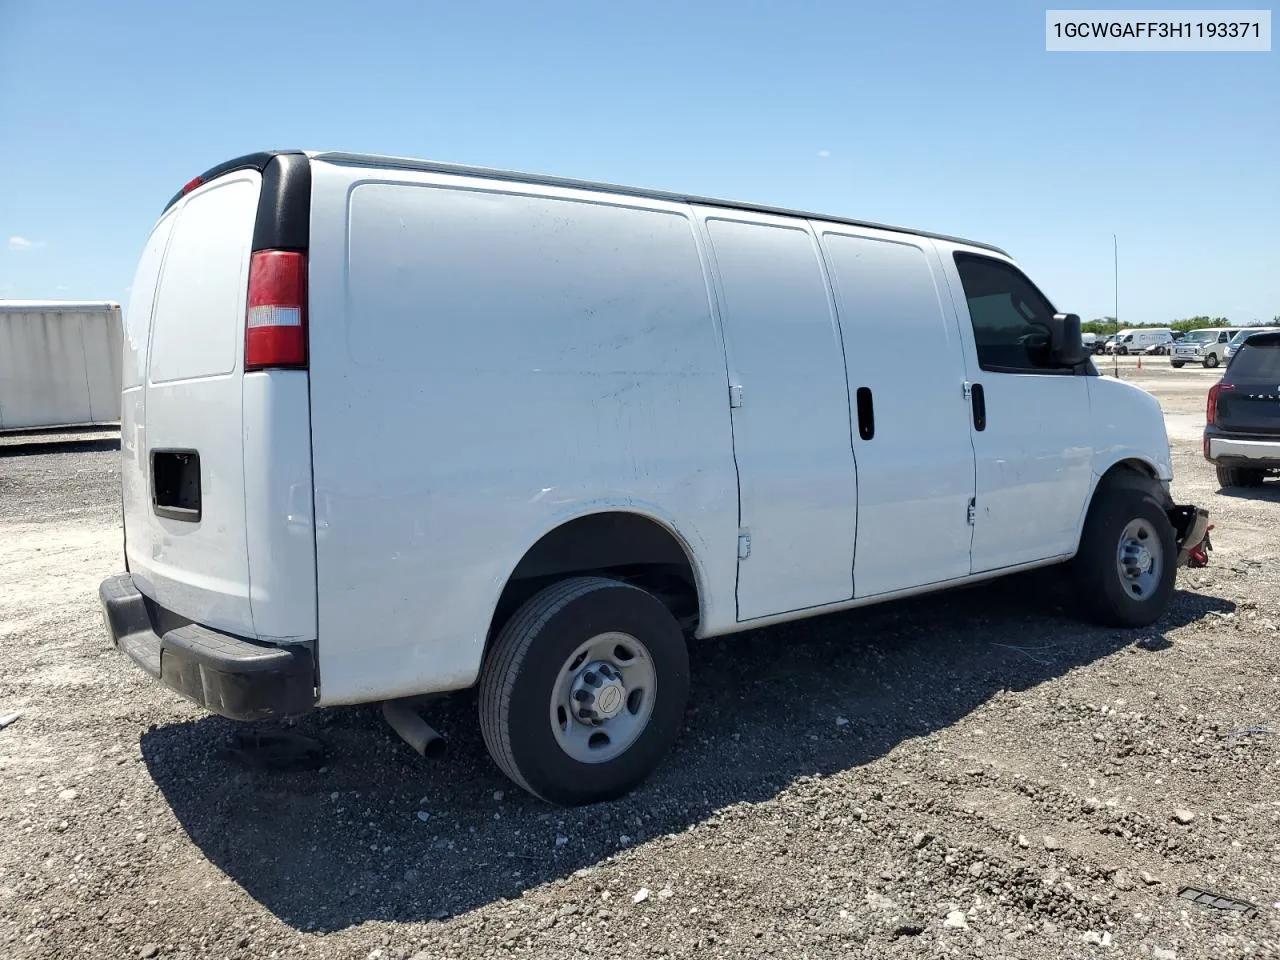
1049, 313, 1086, 366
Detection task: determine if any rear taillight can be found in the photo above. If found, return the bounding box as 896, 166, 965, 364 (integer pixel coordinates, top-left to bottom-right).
245, 250, 307, 370
180, 175, 203, 196
1206, 382, 1232, 425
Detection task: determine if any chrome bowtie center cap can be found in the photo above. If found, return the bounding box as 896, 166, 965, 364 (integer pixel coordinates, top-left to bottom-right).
1121, 541, 1153, 577
571, 661, 626, 722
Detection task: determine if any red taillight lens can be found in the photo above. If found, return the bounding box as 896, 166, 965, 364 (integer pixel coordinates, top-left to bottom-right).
1206, 382, 1233, 425
245, 250, 307, 370
181, 175, 203, 196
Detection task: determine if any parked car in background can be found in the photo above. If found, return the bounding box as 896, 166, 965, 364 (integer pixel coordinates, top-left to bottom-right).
1171, 328, 1233, 368
1098, 336, 1117, 355
1108, 328, 1174, 355
1081, 332, 1098, 351
1223, 327, 1280, 363
1205, 331, 1280, 488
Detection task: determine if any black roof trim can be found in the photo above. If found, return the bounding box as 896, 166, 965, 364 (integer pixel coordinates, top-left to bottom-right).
162, 150, 305, 213
164, 148, 1009, 257
252, 154, 311, 252
312, 150, 1011, 257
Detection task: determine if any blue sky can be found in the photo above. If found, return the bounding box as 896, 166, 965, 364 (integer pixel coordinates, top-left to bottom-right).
0, 0, 1275, 325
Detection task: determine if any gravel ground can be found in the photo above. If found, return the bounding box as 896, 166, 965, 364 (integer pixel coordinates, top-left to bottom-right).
1, 362, 1277, 960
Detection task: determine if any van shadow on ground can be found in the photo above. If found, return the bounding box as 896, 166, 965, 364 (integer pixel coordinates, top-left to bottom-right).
141, 575, 1232, 933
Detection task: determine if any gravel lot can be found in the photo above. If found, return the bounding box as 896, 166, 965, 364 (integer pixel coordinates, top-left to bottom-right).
2, 361, 1277, 960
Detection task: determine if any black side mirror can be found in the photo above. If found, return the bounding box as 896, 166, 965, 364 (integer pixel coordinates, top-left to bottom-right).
1049, 313, 1087, 366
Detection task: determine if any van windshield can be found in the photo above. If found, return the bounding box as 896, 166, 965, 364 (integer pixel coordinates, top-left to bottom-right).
1184, 330, 1217, 343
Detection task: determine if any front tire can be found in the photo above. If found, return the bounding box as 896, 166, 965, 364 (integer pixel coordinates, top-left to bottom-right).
1204, 354, 1219, 369
1216, 464, 1265, 488
478, 577, 690, 806
1171, 360, 1185, 368
1071, 478, 1176, 628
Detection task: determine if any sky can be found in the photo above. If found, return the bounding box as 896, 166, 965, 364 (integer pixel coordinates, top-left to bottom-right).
0, 0, 1276, 326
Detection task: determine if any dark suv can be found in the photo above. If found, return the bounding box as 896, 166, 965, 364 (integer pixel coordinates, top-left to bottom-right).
1205, 331, 1280, 488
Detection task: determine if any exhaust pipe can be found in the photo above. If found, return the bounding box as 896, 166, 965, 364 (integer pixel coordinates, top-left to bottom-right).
382, 699, 446, 759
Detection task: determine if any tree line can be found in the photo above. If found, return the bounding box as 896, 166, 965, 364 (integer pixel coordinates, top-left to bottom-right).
1081, 316, 1280, 335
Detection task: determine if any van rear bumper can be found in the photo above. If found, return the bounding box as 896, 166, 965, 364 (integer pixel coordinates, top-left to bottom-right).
99, 573, 316, 721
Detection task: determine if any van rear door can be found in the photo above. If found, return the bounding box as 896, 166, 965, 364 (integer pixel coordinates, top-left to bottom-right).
125, 171, 263, 636
124, 156, 318, 648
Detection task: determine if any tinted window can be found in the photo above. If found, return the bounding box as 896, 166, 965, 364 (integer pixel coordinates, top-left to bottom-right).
953, 254, 1060, 372
1228, 338, 1280, 379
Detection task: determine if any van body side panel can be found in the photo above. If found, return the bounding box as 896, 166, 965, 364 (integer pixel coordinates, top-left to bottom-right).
694, 210, 858, 619
242, 370, 317, 643
1085, 377, 1174, 482
307, 163, 738, 703
815, 226, 976, 597
127, 172, 261, 636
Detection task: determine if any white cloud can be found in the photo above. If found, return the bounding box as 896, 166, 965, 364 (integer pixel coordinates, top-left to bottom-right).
817, 149, 831, 158
7, 236, 44, 251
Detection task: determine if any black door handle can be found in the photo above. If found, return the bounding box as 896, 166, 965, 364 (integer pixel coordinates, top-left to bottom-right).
856, 387, 875, 440
971, 383, 986, 432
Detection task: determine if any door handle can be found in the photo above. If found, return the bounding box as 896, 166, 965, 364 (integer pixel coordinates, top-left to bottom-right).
855, 387, 875, 440
970, 382, 986, 432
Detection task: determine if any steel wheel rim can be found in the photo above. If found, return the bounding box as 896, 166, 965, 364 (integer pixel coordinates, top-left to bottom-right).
550, 632, 656, 764
1116, 517, 1163, 600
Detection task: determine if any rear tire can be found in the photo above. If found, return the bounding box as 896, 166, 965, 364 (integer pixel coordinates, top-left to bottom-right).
1071, 477, 1176, 628
1216, 464, 1265, 488
478, 576, 689, 806
1204, 354, 1219, 369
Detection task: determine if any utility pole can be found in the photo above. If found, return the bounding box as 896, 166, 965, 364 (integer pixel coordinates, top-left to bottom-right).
1113, 234, 1120, 378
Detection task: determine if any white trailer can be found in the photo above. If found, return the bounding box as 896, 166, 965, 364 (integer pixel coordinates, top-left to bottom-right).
0, 300, 123, 431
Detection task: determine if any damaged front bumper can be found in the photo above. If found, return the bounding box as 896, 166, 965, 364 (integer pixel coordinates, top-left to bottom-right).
1168, 504, 1213, 568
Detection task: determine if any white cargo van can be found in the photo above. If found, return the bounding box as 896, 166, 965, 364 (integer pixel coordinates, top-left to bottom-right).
1107, 328, 1174, 355
101, 151, 1211, 805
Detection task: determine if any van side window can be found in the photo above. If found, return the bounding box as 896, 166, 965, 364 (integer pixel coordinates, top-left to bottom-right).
953, 253, 1064, 373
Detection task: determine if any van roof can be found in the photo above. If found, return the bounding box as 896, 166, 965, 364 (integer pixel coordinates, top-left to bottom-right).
165, 150, 1012, 258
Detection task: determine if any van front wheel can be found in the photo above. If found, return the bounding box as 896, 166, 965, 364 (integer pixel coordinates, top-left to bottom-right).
478, 577, 689, 806
1070, 479, 1176, 628
1204, 354, 1219, 369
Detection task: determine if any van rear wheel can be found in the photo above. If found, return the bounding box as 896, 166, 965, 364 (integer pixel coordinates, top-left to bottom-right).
1070, 477, 1176, 628
478, 577, 689, 805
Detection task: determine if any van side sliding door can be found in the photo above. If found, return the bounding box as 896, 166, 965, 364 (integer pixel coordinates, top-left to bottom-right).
815, 225, 978, 597
695, 209, 858, 621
